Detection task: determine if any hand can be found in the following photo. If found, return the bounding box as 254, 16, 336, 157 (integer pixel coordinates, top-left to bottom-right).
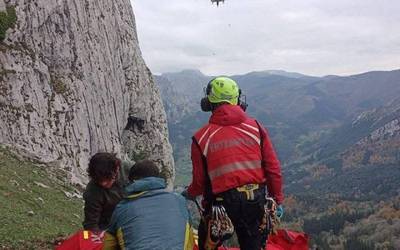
91, 230, 105, 243
276, 205, 284, 219
181, 189, 195, 201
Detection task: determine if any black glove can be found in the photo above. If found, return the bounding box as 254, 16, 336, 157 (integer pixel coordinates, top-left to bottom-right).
181, 189, 195, 201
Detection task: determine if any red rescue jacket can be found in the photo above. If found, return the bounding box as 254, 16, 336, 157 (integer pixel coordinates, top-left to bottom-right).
187, 104, 284, 204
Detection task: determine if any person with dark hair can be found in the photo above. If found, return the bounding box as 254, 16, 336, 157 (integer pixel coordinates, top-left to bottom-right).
103, 160, 195, 250
127, 159, 160, 181
82, 152, 130, 240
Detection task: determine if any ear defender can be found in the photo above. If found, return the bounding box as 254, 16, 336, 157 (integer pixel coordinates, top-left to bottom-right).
238, 89, 248, 111
239, 97, 248, 111
200, 97, 212, 112
200, 79, 214, 112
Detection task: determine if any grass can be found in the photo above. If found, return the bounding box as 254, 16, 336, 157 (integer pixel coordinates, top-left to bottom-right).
0, 147, 83, 249
0, 6, 17, 41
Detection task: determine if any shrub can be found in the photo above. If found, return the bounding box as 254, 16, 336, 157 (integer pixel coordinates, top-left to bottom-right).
0, 6, 17, 41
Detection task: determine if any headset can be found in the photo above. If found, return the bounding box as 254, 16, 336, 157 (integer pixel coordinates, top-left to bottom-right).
200, 78, 248, 112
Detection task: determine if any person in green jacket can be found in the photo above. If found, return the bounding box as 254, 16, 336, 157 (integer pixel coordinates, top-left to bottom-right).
82, 152, 130, 241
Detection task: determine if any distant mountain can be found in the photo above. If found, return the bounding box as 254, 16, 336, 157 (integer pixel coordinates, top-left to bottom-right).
155, 69, 400, 185
159, 69, 211, 101
241, 70, 400, 162
285, 97, 400, 200
157, 68, 400, 126
313, 96, 400, 161
155, 70, 212, 123
154, 75, 193, 124
243, 70, 315, 79
315, 70, 400, 116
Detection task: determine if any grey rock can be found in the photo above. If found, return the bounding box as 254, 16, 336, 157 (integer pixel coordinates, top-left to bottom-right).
34, 181, 49, 189
0, 0, 5, 12
370, 119, 400, 141
0, 0, 174, 186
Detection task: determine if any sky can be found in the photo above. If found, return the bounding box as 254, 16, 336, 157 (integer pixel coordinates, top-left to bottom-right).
130, 0, 400, 76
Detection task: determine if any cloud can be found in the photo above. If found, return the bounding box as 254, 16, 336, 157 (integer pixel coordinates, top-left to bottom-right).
131, 0, 400, 76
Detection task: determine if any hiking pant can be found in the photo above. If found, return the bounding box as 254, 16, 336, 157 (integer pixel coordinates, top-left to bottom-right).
198, 186, 267, 250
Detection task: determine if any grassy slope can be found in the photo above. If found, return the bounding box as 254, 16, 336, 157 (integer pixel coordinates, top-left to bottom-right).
0, 147, 82, 249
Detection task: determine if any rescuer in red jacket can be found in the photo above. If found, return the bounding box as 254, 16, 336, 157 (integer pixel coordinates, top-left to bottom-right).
182, 76, 284, 250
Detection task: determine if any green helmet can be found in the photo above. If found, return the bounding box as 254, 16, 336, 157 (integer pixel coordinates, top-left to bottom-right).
207, 77, 239, 105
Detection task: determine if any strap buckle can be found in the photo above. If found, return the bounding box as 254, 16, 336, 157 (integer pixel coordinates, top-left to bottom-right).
236, 184, 259, 200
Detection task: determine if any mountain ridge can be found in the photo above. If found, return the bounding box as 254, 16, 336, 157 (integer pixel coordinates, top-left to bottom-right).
156, 68, 400, 164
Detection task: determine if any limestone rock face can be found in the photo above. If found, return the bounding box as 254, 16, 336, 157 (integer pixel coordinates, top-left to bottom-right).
0, 0, 174, 185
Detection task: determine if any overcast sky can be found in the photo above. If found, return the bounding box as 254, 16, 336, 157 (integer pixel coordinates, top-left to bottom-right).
130, 0, 400, 76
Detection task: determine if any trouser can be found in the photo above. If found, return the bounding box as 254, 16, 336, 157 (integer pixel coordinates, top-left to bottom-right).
198, 185, 267, 250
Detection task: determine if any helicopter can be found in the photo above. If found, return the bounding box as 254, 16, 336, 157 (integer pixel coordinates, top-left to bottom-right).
211, 0, 225, 6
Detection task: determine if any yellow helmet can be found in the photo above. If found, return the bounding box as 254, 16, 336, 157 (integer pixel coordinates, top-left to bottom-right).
206, 77, 239, 105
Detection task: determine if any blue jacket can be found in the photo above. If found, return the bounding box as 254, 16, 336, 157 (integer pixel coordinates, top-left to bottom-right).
103, 177, 194, 250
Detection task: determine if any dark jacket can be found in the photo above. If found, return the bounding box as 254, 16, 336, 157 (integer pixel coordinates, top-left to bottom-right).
82, 180, 124, 231
82, 163, 131, 231
103, 177, 194, 250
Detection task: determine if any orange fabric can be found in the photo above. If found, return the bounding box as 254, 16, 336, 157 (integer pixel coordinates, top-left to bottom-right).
193, 229, 308, 250
267, 230, 308, 250
55, 230, 103, 250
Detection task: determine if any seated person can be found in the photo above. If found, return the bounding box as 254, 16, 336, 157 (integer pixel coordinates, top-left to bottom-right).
103, 160, 194, 250
82, 152, 130, 236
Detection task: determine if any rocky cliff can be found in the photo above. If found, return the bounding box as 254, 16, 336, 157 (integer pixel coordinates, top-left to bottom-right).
0, 0, 174, 184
